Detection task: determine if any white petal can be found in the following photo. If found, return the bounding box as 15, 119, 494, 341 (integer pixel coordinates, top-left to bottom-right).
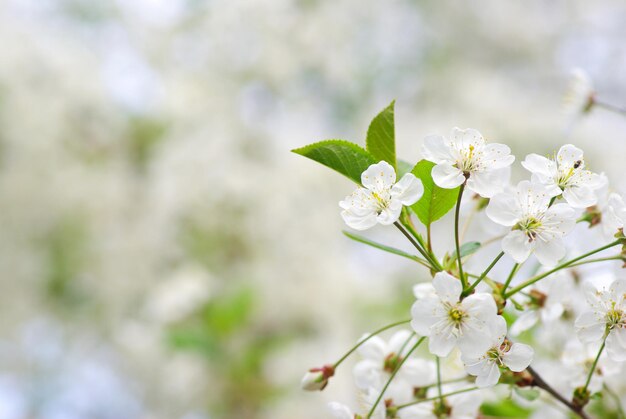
391, 174, 424, 206
486, 192, 519, 227
544, 203, 577, 234
432, 272, 462, 304
462, 293, 498, 322
575, 311, 605, 342
328, 402, 353, 419
521, 153, 554, 179
557, 144, 584, 168
466, 171, 502, 198
501, 231, 532, 263
510, 311, 539, 336
357, 335, 387, 361
388, 330, 416, 355
480, 143, 515, 170
428, 332, 457, 357
431, 163, 465, 189
475, 362, 501, 388
422, 134, 453, 164
562, 186, 597, 208
606, 330, 626, 362
449, 127, 485, 149
534, 239, 566, 267
402, 359, 436, 387
376, 200, 402, 225
503, 343, 534, 372
413, 283, 436, 299
361, 161, 396, 192
353, 359, 383, 390
410, 297, 441, 335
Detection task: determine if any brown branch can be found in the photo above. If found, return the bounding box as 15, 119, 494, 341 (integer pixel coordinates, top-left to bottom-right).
527, 366, 590, 419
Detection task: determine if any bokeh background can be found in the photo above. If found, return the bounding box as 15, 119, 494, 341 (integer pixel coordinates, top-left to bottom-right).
0, 1, 625, 418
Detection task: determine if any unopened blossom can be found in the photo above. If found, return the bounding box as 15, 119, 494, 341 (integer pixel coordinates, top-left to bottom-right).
300, 364, 335, 391
462, 316, 534, 387
575, 278, 626, 361
411, 272, 499, 357
339, 161, 423, 230
486, 180, 577, 266
421, 128, 514, 198
522, 144, 603, 208
353, 330, 435, 403
328, 387, 384, 419
563, 68, 595, 117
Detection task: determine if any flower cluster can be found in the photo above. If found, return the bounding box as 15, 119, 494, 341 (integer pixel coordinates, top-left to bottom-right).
297, 100, 626, 418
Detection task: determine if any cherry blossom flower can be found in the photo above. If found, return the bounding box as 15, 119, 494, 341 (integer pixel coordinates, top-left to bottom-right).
461, 316, 534, 387
353, 330, 435, 404
411, 272, 499, 357
339, 161, 423, 230
560, 339, 619, 393
486, 180, 577, 266
421, 128, 514, 198
521, 144, 603, 208
575, 278, 626, 362
563, 68, 595, 117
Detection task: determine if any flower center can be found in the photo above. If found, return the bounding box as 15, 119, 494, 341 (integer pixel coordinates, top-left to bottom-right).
383, 353, 403, 373
371, 191, 390, 214
557, 161, 583, 189
447, 306, 466, 325
516, 216, 544, 241
455, 144, 481, 174
606, 307, 624, 329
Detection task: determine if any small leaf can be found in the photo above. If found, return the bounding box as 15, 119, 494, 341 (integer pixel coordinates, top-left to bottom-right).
451, 242, 481, 259
343, 231, 423, 264
292, 140, 377, 184
410, 160, 460, 226
514, 387, 540, 402
366, 100, 396, 170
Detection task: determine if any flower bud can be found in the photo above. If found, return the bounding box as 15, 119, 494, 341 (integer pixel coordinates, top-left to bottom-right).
300, 364, 335, 391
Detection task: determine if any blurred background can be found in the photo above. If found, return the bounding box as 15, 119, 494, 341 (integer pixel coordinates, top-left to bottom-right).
0, 1, 625, 418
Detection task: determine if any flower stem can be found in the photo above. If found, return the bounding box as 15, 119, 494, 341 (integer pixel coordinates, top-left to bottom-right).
395, 222, 443, 271
595, 100, 626, 117
527, 366, 590, 419
463, 251, 505, 296
333, 319, 411, 369
395, 386, 480, 409
504, 240, 622, 298
455, 183, 467, 288
436, 356, 443, 405
582, 337, 606, 392
502, 263, 520, 294
565, 255, 623, 269
366, 337, 426, 418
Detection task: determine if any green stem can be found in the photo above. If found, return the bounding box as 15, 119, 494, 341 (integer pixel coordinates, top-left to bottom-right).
454, 183, 467, 288
333, 319, 410, 368
565, 256, 623, 269
595, 100, 626, 117
366, 337, 425, 418
505, 240, 622, 298
436, 357, 443, 405
400, 222, 443, 271
502, 263, 520, 294
395, 387, 480, 409
583, 337, 606, 392
464, 251, 505, 296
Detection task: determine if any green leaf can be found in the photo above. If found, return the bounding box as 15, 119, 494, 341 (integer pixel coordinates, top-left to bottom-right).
481, 399, 531, 417
343, 231, 425, 264
366, 100, 396, 170
513, 387, 541, 402
410, 160, 460, 226
451, 241, 481, 259
292, 140, 377, 184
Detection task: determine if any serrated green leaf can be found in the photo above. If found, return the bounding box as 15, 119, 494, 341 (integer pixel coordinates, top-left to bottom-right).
342, 231, 427, 265
366, 100, 396, 170
514, 387, 541, 402
292, 140, 377, 184
451, 241, 481, 259
410, 160, 460, 226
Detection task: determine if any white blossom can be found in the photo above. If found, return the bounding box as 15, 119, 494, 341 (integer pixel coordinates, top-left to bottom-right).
563, 68, 595, 117
421, 128, 514, 198
594, 177, 626, 237
411, 272, 500, 357
397, 383, 483, 419
328, 387, 384, 419
575, 278, 626, 361
339, 161, 423, 230
486, 180, 577, 266
560, 339, 619, 392
353, 330, 435, 404
462, 316, 534, 387
521, 144, 603, 208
